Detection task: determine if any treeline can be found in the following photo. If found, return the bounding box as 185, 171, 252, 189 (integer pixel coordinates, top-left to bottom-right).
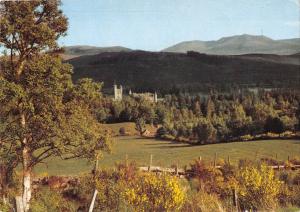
96, 89, 300, 143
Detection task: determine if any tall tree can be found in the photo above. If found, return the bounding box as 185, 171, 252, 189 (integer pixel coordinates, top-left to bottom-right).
204, 97, 215, 119
0, 0, 67, 79
264, 116, 284, 134
0, 1, 111, 211
135, 117, 147, 136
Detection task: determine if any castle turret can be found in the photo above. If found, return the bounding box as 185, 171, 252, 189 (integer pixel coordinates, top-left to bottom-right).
154, 92, 158, 103
114, 84, 123, 101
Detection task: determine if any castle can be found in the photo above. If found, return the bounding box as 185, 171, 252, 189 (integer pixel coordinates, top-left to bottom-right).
114, 84, 158, 103
114, 84, 123, 101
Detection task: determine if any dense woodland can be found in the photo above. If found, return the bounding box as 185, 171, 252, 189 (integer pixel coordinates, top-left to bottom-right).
68, 51, 300, 94
0, 1, 300, 212
95, 89, 300, 143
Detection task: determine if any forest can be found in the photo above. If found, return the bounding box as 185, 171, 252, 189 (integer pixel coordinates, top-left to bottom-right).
0, 1, 300, 212
68, 50, 300, 94
96, 89, 300, 144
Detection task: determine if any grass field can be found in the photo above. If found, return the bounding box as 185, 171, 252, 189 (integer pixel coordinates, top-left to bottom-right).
34, 136, 300, 176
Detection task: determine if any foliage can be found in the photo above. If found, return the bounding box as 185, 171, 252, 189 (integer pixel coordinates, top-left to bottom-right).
237, 164, 282, 210
135, 117, 147, 136
0, 200, 10, 212
181, 191, 225, 212
86, 89, 300, 144
0, 55, 112, 165
119, 127, 126, 135
189, 159, 224, 193
194, 119, 217, 144
0, 0, 67, 57
94, 170, 126, 211
264, 116, 285, 134
124, 173, 185, 211
68, 50, 300, 93
30, 187, 76, 212
0, 1, 112, 210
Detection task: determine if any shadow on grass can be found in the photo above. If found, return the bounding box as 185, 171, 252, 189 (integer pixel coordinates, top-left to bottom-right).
150, 144, 194, 149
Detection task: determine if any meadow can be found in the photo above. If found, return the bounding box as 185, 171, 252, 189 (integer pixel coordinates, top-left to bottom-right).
35, 135, 300, 176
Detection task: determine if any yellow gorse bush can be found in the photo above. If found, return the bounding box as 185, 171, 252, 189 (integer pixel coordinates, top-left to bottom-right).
124, 173, 185, 211
237, 164, 282, 210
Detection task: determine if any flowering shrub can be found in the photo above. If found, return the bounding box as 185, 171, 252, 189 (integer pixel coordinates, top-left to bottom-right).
124, 173, 185, 211
237, 164, 282, 210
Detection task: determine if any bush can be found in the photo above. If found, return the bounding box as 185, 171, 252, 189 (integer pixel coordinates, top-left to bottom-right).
189, 159, 225, 194
237, 164, 282, 210
290, 157, 300, 166
156, 127, 168, 138
293, 172, 300, 185
290, 186, 300, 206
161, 134, 175, 140
261, 157, 282, 166
239, 134, 254, 141
181, 191, 224, 212
30, 187, 76, 212
264, 116, 284, 134
124, 173, 185, 211
194, 121, 217, 144
95, 170, 126, 211
119, 127, 126, 136
0, 201, 10, 212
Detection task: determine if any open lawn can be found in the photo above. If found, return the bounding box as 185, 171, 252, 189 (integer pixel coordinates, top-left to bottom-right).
34, 136, 300, 176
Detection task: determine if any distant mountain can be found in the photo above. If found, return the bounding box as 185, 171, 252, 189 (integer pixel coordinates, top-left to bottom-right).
163, 34, 300, 55
61, 45, 132, 59
67, 51, 300, 93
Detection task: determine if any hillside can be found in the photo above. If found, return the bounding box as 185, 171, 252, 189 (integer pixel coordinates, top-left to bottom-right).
61, 45, 132, 59
67, 51, 300, 93
163, 34, 300, 55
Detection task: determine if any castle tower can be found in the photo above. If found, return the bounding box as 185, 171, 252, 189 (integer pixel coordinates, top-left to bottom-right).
114, 84, 123, 101
154, 92, 158, 103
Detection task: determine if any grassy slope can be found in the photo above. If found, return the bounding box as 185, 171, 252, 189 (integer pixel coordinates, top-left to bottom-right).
35, 136, 300, 176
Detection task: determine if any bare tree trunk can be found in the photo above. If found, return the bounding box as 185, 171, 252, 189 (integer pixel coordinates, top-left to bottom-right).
20, 113, 32, 212
16, 196, 24, 212
22, 145, 32, 212
16, 60, 25, 80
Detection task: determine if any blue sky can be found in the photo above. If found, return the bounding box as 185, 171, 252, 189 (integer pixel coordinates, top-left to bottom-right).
60, 0, 300, 51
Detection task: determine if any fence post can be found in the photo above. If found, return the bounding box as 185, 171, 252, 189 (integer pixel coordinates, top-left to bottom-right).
232, 188, 238, 211
125, 154, 128, 167
227, 155, 230, 165
213, 153, 217, 168
88, 156, 99, 212
148, 154, 153, 172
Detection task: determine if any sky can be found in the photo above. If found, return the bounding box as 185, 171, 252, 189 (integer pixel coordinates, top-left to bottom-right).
60, 0, 300, 51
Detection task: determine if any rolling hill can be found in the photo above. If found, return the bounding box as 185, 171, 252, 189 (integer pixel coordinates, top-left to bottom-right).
163, 34, 300, 55
67, 51, 300, 93
61, 45, 132, 59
